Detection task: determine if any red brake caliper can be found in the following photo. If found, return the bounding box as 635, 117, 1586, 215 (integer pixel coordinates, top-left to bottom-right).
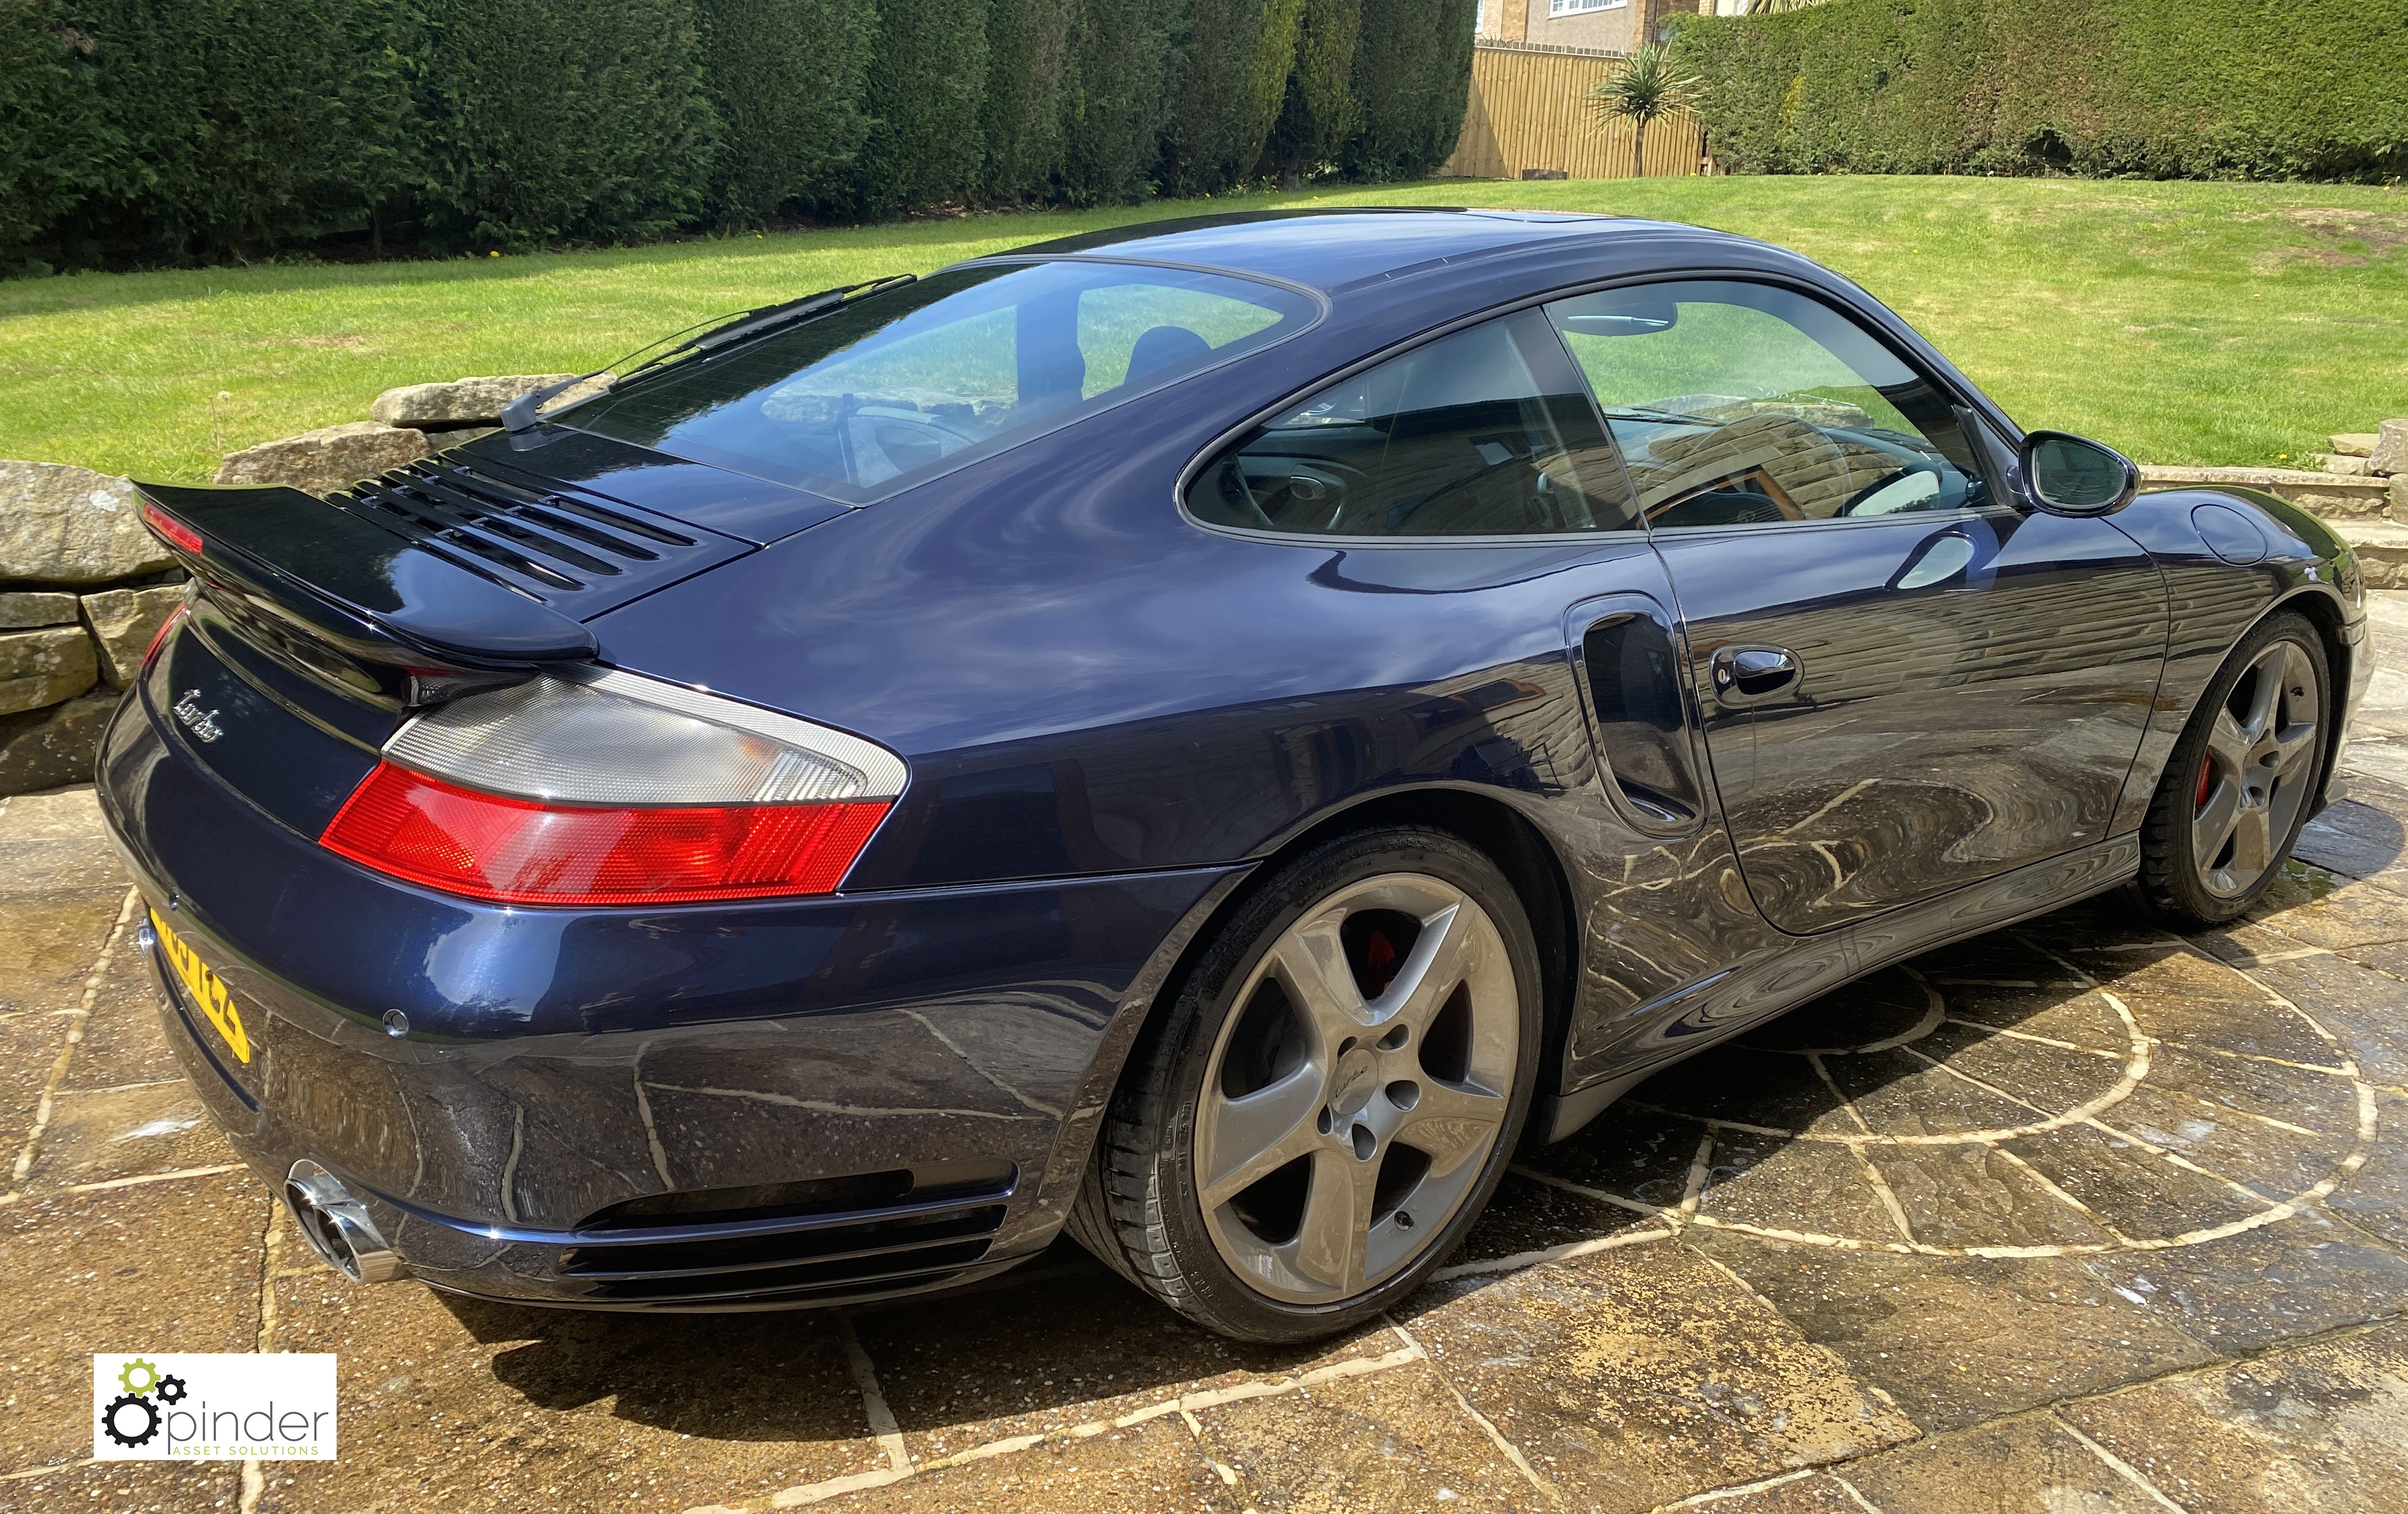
2195, 755, 2214, 810
1363, 931, 1399, 997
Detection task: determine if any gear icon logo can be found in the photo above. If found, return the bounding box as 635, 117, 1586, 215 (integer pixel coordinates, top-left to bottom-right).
155, 1374, 188, 1406
117, 1358, 159, 1396
102, 1392, 161, 1448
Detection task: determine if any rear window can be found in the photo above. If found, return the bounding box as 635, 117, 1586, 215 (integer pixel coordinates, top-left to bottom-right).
555, 261, 1317, 503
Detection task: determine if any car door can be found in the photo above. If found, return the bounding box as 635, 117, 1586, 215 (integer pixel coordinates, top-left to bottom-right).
1546, 280, 2169, 934
1184, 305, 1808, 1094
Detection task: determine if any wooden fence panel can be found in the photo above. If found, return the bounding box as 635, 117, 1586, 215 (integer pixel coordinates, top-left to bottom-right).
1440, 41, 1702, 179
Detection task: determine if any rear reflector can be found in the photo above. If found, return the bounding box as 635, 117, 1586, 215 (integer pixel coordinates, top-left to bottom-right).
322, 766, 889, 905
142, 502, 204, 554
321, 667, 905, 905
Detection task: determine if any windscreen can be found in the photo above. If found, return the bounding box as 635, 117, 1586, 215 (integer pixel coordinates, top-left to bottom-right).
555, 261, 1317, 502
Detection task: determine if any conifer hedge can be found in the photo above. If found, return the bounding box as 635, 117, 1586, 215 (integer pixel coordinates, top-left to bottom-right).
1671, 0, 2408, 182
22, 0, 422, 264
696, 0, 873, 226
1057, 0, 1182, 205
1345, 0, 1478, 182
1158, 0, 1301, 197
849, 0, 991, 216
980, 0, 1076, 204
415, 0, 719, 249
1, 5, 123, 259
1, 0, 1487, 272
1261, 0, 1362, 182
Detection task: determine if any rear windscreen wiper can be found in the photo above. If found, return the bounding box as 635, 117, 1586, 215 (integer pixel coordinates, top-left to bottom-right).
683, 274, 917, 355
501, 274, 920, 434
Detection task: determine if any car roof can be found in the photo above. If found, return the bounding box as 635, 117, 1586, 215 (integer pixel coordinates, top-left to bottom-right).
999, 208, 1715, 294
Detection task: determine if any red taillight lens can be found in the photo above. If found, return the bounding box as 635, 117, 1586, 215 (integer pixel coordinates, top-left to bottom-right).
143, 604, 188, 670
321, 763, 890, 905
142, 503, 204, 554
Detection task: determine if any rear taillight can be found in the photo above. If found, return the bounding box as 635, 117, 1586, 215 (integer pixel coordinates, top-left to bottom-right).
143, 603, 189, 670
321, 669, 904, 906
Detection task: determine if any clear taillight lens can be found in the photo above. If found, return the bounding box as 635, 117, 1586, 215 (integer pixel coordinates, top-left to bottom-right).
321, 668, 904, 905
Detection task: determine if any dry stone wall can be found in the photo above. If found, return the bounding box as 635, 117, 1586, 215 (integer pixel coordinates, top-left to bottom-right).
0, 462, 188, 795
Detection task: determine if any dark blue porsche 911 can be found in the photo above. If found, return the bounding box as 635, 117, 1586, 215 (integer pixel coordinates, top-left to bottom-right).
106, 210, 2367, 1343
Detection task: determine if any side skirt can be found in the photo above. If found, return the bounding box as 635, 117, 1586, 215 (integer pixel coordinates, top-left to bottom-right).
1541, 834, 2141, 1141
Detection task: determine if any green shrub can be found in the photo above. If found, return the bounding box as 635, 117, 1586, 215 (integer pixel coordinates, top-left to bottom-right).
981, 0, 1076, 204
1670, 0, 2408, 182
1259, 0, 1359, 182
0, 3, 115, 260
1342, 0, 1475, 182
850, 0, 991, 214
696, 0, 872, 226
1158, 0, 1301, 197
24, 0, 422, 265
414, 0, 719, 250
1056, 0, 1181, 205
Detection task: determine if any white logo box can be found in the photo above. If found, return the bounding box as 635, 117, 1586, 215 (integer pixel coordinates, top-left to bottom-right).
94, 1354, 337, 1461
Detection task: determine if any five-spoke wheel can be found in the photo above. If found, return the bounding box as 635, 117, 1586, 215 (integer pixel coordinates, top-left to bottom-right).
2141, 612, 2331, 926
1070, 827, 1538, 1343
1196, 873, 1519, 1303
2191, 637, 2321, 899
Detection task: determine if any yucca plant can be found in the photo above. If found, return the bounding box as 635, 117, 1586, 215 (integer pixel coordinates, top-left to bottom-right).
1589, 43, 1696, 179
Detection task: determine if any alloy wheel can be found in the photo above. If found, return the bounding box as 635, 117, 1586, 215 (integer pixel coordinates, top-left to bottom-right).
1193, 873, 1519, 1304
2192, 638, 2321, 899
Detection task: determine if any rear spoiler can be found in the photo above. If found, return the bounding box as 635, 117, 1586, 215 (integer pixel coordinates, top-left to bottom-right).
134, 483, 596, 705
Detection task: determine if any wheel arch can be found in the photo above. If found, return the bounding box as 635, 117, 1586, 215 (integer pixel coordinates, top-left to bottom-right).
1058, 784, 1581, 1194
2271, 585, 2354, 816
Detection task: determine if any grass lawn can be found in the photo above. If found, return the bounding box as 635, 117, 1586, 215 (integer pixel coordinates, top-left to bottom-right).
1, 175, 2402, 483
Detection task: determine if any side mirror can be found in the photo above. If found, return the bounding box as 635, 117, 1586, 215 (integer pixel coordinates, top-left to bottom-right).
2019, 430, 2139, 517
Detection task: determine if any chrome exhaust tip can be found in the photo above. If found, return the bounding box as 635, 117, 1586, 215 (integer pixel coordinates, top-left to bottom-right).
284, 1159, 408, 1285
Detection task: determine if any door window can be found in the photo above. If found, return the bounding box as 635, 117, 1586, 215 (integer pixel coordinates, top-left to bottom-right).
1545, 282, 1994, 530
1185, 310, 1639, 538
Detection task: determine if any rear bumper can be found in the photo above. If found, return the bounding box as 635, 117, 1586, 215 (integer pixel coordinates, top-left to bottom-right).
100, 689, 1242, 1310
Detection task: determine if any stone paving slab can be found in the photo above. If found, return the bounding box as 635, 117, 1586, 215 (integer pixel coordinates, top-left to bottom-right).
830, 1414, 1230, 1513
1833, 1413, 2171, 1513
17, 1079, 228, 1191
2057, 1320, 2408, 1513
1684, 1235, 2219, 1434
259, 1267, 889, 1514
5, 732, 2408, 1514
1396, 1243, 1919, 1512
1188, 1356, 1545, 1511
849, 1262, 1399, 1464
0, 1174, 269, 1469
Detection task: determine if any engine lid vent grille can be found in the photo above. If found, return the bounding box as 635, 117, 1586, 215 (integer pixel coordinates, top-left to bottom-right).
330, 460, 748, 616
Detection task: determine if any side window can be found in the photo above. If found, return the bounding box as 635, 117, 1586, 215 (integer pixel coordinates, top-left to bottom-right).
1546, 281, 1993, 530
1185, 309, 1639, 539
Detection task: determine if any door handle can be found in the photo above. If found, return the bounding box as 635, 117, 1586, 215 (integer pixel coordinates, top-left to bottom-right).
1712, 645, 1799, 704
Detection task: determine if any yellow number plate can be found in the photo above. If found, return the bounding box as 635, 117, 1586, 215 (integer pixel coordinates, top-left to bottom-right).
151, 908, 251, 1064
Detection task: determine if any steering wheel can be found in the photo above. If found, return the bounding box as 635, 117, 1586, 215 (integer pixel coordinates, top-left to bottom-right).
1838, 462, 1957, 517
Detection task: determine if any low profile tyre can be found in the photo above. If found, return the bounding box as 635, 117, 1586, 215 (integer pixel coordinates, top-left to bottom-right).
2137, 611, 2330, 928
1069, 826, 1541, 1343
